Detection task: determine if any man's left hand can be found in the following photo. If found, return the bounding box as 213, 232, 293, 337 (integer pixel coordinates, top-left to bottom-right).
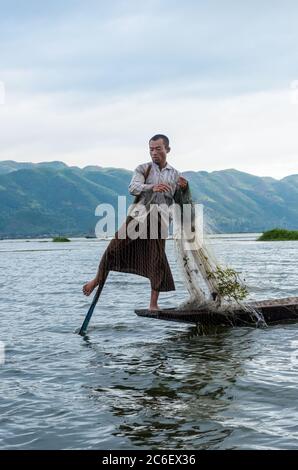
178, 176, 188, 190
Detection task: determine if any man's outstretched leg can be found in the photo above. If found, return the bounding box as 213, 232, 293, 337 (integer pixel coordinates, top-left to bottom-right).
82, 221, 130, 297
82, 250, 110, 296
150, 289, 160, 310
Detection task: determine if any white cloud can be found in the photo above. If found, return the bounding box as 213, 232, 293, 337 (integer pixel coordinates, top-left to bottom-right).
0, 85, 297, 178
1, 1, 298, 96
0, 81, 5, 105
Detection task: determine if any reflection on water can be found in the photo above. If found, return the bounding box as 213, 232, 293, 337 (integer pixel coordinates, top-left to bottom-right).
0, 235, 298, 449
91, 329, 246, 449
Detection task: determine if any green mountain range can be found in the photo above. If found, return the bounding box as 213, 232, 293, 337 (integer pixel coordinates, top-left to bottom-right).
0, 160, 297, 237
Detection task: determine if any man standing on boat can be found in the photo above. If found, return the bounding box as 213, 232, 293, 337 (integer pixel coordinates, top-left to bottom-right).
82, 134, 188, 310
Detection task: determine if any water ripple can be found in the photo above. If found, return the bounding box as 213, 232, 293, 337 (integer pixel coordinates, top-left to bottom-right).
0, 236, 298, 449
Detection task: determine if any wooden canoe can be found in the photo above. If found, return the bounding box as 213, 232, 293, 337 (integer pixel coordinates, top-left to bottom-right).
135, 296, 298, 327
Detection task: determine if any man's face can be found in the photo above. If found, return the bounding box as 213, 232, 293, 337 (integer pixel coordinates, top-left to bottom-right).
149, 138, 169, 166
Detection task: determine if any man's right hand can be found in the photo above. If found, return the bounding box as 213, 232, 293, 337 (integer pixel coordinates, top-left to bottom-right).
152, 183, 171, 193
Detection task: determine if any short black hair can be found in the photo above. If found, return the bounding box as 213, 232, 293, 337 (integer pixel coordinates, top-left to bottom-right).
149, 134, 170, 148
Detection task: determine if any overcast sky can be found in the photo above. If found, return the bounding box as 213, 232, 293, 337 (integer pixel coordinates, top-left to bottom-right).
0, 0, 298, 178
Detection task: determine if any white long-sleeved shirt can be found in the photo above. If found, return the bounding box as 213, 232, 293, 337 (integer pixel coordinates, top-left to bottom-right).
128, 161, 180, 205
128, 161, 182, 226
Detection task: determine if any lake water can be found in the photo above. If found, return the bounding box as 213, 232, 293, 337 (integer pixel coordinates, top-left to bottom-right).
0, 234, 297, 450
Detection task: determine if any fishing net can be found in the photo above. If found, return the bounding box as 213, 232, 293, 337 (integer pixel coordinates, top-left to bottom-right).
173, 186, 253, 314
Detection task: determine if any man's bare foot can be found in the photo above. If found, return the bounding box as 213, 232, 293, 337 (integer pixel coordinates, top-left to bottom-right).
149, 305, 160, 311
82, 278, 98, 296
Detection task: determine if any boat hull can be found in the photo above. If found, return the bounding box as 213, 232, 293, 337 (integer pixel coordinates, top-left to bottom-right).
135, 297, 298, 327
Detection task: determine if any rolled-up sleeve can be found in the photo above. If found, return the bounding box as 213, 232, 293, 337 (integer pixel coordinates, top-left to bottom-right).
128, 165, 154, 196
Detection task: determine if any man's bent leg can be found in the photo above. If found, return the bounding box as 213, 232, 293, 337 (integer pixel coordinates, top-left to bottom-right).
83, 217, 135, 297
82, 243, 115, 296
83, 278, 98, 296
82, 264, 105, 296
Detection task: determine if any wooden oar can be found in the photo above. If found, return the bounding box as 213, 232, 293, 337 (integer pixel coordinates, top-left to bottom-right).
79, 281, 106, 335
